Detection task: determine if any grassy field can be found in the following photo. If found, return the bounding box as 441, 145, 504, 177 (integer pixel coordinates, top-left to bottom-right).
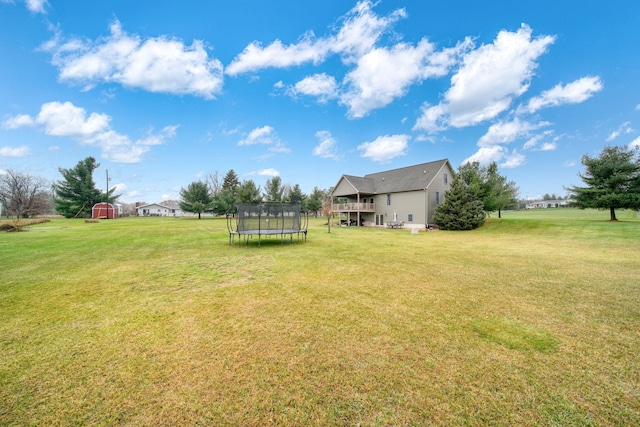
1, 209, 639, 426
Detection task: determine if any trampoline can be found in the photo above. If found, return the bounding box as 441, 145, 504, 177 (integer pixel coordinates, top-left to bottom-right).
227, 202, 308, 246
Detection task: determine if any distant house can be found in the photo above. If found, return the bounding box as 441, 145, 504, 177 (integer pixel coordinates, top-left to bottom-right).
525, 199, 570, 209
330, 159, 454, 228
136, 202, 182, 217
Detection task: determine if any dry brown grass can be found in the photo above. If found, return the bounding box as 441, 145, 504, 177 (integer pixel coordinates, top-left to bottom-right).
1, 210, 639, 425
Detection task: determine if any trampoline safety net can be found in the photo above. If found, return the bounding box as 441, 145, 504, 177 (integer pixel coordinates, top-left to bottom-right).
227, 202, 308, 246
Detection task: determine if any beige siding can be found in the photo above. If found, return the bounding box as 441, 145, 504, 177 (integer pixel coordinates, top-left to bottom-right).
332, 178, 356, 196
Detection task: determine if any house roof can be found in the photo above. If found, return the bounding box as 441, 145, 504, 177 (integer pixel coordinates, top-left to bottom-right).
137, 202, 180, 210
332, 159, 451, 196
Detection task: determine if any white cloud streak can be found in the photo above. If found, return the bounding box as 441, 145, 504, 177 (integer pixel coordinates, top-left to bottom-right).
605, 121, 633, 142
312, 130, 340, 160
523, 76, 603, 114
4, 101, 177, 163
238, 125, 290, 154
0, 145, 31, 157
226, 0, 405, 75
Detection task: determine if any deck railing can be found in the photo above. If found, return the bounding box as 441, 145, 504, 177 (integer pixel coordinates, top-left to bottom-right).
332, 202, 375, 212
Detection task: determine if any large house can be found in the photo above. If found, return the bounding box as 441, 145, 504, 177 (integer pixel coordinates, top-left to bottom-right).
331, 159, 454, 228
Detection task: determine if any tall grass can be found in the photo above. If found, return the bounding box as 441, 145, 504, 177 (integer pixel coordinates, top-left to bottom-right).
1, 209, 639, 426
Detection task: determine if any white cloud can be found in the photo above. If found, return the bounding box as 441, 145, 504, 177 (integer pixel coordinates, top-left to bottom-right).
44, 20, 223, 99
36, 101, 111, 138
238, 125, 277, 146
288, 73, 338, 103
414, 24, 555, 132
605, 121, 633, 142
4, 101, 177, 163
539, 142, 557, 151
341, 38, 470, 118
523, 76, 603, 114
226, 34, 329, 76
501, 150, 526, 168
477, 118, 548, 147
312, 130, 340, 160
630, 136, 640, 149
15, 0, 48, 14
357, 134, 409, 162
463, 146, 505, 165
238, 125, 289, 155
112, 183, 127, 193
2, 114, 34, 129
0, 145, 31, 157
258, 168, 279, 177
462, 146, 525, 169
522, 130, 554, 150
230, 1, 470, 118
226, 0, 405, 75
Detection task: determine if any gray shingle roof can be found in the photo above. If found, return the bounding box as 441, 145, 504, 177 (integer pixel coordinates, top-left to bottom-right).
333, 159, 450, 195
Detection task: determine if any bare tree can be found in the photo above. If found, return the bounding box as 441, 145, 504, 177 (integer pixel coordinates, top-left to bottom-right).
321, 194, 333, 233
0, 169, 51, 219
206, 170, 222, 196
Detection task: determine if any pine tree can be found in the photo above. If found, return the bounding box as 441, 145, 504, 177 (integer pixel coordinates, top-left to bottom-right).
263, 176, 284, 202
287, 184, 307, 206
433, 176, 486, 230
237, 179, 262, 203
53, 157, 106, 218
222, 169, 240, 195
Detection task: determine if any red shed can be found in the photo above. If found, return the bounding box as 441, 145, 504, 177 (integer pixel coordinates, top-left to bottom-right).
92, 202, 119, 219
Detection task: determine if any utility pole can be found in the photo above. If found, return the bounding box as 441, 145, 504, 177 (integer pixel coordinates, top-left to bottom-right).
106, 169, 110, 218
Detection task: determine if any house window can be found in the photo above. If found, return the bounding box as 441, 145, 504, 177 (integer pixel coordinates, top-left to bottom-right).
435, 192, 440, 205
387, 193, 391, 206
444, 173, 448, 184
408, 214, 413, 222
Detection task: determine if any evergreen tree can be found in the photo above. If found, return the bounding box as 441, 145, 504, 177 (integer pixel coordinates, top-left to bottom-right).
567, 145, 640, 220
457, 161, 518, 217
433, 176, 486, 230
222, 169, 240, 195
306, 187, 326, 216
53, 157, 107, 218
263, 176, 284, 202
237, 179, 262, 203
212, 188, 238, 216
287, 184, 307, 207
179, 181, 213, 219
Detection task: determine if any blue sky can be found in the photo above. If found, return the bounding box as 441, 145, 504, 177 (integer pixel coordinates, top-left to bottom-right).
1, 0, 639, 203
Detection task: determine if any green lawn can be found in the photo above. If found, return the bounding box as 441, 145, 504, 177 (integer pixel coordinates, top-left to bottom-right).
1, 209, 639, 426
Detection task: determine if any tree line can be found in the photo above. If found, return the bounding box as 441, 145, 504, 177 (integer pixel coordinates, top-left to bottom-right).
3, 145, 639, 222
179, 169, 329, 219
0, 158, 332, 220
